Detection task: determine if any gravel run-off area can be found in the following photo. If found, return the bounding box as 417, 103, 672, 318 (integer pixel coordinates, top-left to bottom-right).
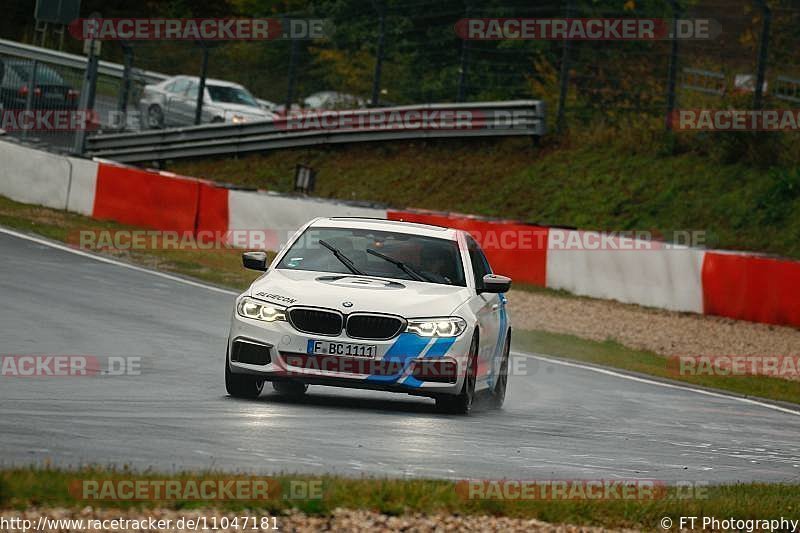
0, 508, 644, 533
506, 289, 800, 361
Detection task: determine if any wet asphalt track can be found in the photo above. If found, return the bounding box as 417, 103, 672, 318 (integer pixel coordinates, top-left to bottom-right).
1, 228, 799, 483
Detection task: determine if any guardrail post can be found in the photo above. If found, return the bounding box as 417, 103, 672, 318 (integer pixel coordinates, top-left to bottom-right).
753, 0, 771, 110
556, 0, 574, 133
665, 0, 680, 130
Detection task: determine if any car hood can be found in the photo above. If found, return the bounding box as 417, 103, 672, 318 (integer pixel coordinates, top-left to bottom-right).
247, 269, 471, 318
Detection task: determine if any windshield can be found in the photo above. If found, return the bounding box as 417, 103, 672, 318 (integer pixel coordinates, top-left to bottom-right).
207, 85, 259, 106
10, 63, 66, 85
277, 227, 466, 286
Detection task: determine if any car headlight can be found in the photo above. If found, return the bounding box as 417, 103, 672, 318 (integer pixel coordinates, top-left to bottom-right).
237, 297, 286, 322
231, 114, 246, 124
406, 317, 467, 337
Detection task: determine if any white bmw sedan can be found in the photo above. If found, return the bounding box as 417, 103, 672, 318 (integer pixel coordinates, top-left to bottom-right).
225, 217, 512, 414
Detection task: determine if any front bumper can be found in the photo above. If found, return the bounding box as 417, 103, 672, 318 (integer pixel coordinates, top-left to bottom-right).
228, 311, 471, 397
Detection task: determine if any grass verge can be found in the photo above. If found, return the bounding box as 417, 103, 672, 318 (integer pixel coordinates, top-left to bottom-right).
1, 468, 799, 528
1, 194, 798, 406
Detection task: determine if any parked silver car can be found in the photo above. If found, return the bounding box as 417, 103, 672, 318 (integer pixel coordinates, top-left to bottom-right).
139, 76, 277, 128
303, 91, 366, 110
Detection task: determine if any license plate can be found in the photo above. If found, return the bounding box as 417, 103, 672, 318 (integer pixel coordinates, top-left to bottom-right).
307, 340, 377, 358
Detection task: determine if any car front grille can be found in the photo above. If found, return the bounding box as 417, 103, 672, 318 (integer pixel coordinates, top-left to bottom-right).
231, 340, 272, 365
288, 308, 343, 336
346, 314, 405, 340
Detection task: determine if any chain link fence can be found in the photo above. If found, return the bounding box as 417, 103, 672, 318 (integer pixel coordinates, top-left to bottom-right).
1, 0, 798, 154
0, 42, 151, 151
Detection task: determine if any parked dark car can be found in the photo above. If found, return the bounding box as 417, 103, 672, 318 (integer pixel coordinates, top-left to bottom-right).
0, 59, 79, 111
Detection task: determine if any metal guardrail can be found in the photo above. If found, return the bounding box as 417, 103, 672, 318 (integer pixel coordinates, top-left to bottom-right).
775, 75, 800, 103
681, 68, 726, 96
86, 100, 546, 163
0, 38, 168, 84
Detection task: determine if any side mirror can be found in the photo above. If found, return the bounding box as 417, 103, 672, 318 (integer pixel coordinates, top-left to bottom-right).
242, 251, 268, 271
480, 273, 512, 294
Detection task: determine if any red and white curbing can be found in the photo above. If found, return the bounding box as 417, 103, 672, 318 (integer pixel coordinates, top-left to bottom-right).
0, 138, 798, 329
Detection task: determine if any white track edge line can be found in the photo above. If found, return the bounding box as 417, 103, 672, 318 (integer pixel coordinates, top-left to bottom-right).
512, 350, 800, 417
0, 226, 238, 296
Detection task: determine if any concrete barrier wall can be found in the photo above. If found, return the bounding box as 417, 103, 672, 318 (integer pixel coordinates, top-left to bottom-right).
703, 251, 800, 327
0, 141, 72, 210
388, 210, 549, 287
546, 229, 706, 313
92, 165, 203, 232
196, 182, 230, 236
64, 156, 98, 216
228, 190, 387, 250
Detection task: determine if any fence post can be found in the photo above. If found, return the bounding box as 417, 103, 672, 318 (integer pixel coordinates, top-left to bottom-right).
665, 0, 680, 130
456, 2, 471, 102
194, 42, 210, 125
117, 41, 134, 130
286, 37, 298, 111
21, 60, 39, 140
753, 0, 771, 109
556, 0, 574, 133
371, 0, 386, 107
73, 35, 99, 155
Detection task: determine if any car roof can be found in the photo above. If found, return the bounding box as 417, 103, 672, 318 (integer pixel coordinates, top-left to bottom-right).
309, 217, 459, 240
4, 60, 60, 72
164, 76, 243, 89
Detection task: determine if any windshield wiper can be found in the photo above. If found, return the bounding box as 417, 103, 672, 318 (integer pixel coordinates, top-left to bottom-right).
366, 248, 433, 283
318, 239, 365, 276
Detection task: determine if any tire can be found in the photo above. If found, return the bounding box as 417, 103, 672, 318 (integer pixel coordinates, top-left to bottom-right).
490, 332, 510, 409
225, 352, 264, 399
436, 333, 478, 415
272, 380, 309, 397
147, 104, 164, 129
